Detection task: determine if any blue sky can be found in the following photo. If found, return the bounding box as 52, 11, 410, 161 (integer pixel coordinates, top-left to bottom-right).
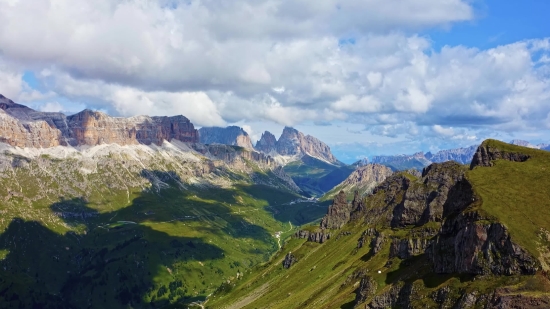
1, 0, 549, 163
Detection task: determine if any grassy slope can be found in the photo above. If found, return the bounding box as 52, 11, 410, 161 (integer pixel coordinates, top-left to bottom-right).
209, 140, 550, 308
467, 139, 550, 263
0, 156, 331, 308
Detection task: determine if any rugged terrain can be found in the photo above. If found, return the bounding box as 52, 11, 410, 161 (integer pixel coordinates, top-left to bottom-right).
0, 95, 334, 308
208, 140, 550, 309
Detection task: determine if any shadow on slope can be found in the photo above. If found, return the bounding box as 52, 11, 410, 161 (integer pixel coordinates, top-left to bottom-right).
0, 170, 281, 308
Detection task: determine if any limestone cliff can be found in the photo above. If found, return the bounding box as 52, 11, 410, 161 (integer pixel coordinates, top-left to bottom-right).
275, 127, 337, 163
0, 94, 199, 148
198, 126, 254, 150
255, 131, 277, 154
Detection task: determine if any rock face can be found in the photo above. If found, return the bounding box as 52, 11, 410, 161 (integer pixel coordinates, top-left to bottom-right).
470, 140, 531, 169
294, 229, 331, 243
199, 126, 254, 150
339, 159, 539, 277
429, 212, 538, 275
255, 131, 277, 154
354, 276, 377, 306
0, 94, 199, 148
425, 145, 478, 165
275, 127, 337, 163
282, 252, 297, 269
320, 191, 352, 229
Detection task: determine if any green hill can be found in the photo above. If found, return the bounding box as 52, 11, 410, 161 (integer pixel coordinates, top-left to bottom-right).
208, 140, 550, 308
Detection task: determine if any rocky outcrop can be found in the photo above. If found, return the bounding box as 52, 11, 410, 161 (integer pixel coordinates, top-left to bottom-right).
389, 237, 430, 260
364, 282, 416, 309
354, 276, 377, 306
255, 131, 277, 154
295, 229, 331, 243
320, 191, 352, 229
429, 211, 539, 275
0, 94, 199, 148
282, 252, 297, 269
275, 127, 337, 163
199, 126, 254, 149
489, 290, 550, 308
470, 140, 531, 169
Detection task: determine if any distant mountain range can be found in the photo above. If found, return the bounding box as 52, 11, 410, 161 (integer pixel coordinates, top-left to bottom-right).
362, 141, 550, 171
200, 125, 339, 165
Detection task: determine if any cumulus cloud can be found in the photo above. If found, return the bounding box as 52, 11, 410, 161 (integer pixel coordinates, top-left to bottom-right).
0, 0, 549, 150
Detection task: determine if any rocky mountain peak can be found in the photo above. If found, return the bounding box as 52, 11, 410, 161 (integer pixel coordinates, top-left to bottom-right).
198, 126, 254, 150
255, 131, 278, 154
275, 126, 337, 163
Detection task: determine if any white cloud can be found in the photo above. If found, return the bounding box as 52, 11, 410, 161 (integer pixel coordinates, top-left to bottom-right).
432, 125, 455, 137
0, 0, 549, 151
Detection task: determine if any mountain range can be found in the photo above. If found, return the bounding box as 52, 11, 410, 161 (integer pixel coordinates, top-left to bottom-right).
2, 93, 550, 308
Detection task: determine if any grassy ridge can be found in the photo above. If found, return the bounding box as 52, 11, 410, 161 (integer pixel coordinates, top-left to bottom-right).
468, 139, 550, 263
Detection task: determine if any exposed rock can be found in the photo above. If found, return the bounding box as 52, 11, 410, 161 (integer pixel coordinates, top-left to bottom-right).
320, 191, 351, 229
389, 237, 430, 259
354, 276, 377, 307
199, 126, 254, 150
365, 282, 416, 309
391, 161, 470, 228
0, 94, 199, 148
275, 126, 337, 163
357, 228, 378, 249
454, 291, 479, 308
294, 230, 330, 243
470, 140, 531, 169
282, 252, 297, 269
370, 233, 385, 254
429, 211, 539, 275
488, 290, 550, 309
255, 131, 278, 154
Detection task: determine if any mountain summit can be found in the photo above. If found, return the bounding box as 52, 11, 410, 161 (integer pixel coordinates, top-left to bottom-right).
256, 126, 337, 164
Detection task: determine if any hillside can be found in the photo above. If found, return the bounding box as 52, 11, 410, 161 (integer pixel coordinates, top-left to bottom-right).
0, 96, 334, 308
208, 139, 550, 308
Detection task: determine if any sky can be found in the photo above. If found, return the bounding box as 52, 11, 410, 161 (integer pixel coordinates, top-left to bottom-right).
1, 0, 549, 163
